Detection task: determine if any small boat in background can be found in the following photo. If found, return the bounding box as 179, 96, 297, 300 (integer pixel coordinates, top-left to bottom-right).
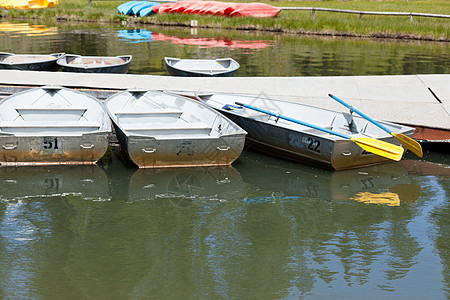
105, 90, 246, 168
164, 57, 240, 77
0, 52, 64, 71
196, 92, 415, 170
57, 54, 132, 73
0, 86, 111, 166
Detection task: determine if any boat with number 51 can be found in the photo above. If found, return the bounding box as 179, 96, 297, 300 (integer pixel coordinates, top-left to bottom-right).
196, 92, 416, 170
0, 86, 111, 166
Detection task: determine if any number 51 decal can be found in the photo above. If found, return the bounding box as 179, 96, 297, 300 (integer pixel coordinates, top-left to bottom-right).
43, 137, 61, 151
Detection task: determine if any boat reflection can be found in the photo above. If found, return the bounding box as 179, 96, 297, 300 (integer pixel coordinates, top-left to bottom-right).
0, 22, 58, 37
125, 166, 245, 205
117, 28, 275, 50
0, 165, 110, 201
118, 29, 153, 43
235, 151, 421, 206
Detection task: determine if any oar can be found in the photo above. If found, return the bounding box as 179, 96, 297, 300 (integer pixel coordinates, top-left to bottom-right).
235, 102, 404, 161
328, 94, 423, 157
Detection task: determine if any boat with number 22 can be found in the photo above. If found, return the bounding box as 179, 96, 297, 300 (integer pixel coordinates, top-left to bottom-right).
196, 92, 415, 170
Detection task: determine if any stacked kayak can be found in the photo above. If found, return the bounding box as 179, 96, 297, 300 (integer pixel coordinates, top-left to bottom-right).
117, 0, 160, 16
152, 1, 281, 18
117, 0, 281, 18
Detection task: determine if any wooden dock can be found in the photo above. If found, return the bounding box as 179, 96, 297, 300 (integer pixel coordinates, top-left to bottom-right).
0, 70, 448, 142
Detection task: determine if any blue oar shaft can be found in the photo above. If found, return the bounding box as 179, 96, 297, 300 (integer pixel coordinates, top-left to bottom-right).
328, 94, 392, 134
235, 102, 351, 140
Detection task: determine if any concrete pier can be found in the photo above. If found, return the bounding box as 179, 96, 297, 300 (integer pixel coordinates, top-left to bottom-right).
0, 70, 448, 142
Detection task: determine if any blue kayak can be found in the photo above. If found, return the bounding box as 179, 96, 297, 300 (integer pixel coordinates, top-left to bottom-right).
139, 4, 158, 16
131, 1, 155, 15
118, 29, 153, 43
117, 1, 140, 14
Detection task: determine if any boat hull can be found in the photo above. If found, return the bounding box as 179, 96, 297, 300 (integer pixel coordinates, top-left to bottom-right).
0, 132, 110, 166
114, 123, 245, 168
57, 55, 132, 74
165, 64, 238, 77
220, 109, 411, 170
0, 53, 63, 71
165, 57, 239, 77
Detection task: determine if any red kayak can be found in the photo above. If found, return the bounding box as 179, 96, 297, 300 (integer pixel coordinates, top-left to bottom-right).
152, 1, 281, 18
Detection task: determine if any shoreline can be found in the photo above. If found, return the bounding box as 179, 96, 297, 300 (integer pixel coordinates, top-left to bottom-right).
3, 15, 448, 42
1, 0, 449, 43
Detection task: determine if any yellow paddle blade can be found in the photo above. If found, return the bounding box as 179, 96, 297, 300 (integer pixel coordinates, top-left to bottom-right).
392, 132, 423, 157
351, 137, 405, 161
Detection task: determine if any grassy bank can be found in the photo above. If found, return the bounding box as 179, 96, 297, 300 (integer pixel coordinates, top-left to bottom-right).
1, 0, 449, 41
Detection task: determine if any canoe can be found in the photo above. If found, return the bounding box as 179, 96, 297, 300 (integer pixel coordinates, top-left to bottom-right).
0, 86, 111, 166
196, 92, 416, 170
164, 57, 240, 77
105, 90, 246, 168
57, 54, 132, 73
0, 52, 64, 71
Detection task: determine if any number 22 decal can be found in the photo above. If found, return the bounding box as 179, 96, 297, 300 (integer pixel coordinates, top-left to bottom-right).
306, 137, 321, 153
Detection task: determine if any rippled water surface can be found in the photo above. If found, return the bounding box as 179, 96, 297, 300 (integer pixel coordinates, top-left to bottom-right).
0, 21, 449, 298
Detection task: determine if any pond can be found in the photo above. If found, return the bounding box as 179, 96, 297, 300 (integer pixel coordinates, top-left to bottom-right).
0, 21, 449, 299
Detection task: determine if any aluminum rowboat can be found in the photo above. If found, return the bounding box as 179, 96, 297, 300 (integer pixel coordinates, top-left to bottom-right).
196, 92, 415, 170
105, 90, 246, 168
164, 57, 239, 77
0, 86, 111, 166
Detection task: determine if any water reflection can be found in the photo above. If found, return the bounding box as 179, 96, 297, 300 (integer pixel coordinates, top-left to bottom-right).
118, 29, 153, 43
0, 165, 110, 201
235, 152, 421, 206
0, 23, 57, 37
1, 21, 448, 76
117, 28, 275, 50
0, 151, 448, 298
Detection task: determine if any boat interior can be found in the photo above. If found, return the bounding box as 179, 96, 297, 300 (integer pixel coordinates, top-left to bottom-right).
108, 91, 241, 139
199, 93, 404, 139
0, 87, 108, 136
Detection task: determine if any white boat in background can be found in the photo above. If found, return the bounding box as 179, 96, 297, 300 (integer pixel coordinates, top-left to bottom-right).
0, 86, 111, 166
196, 92, 415, 170
57, 54, 132, 73
164, 57, 240, 77
0, 52, 64, 71
105, 90, 246, 168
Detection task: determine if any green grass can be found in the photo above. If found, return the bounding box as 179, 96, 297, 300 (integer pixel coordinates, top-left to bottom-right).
0, 0, 449, 40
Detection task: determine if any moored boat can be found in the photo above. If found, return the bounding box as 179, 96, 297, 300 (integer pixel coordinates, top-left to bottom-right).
196, 92, 415, 170
105, 90, 246, 168
0, 52, 64, 71
164, 57, 240, 77
0, 86, 111, 166
57, 54, 132, 73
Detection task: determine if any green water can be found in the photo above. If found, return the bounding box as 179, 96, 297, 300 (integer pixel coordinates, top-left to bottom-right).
0, 22, 449, 298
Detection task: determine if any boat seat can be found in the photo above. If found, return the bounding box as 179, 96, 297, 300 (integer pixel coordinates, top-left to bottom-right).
123, 122, 212, 137
0, 121, 101, 134
116, 110, 183, 124
16, 107, 87, 121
